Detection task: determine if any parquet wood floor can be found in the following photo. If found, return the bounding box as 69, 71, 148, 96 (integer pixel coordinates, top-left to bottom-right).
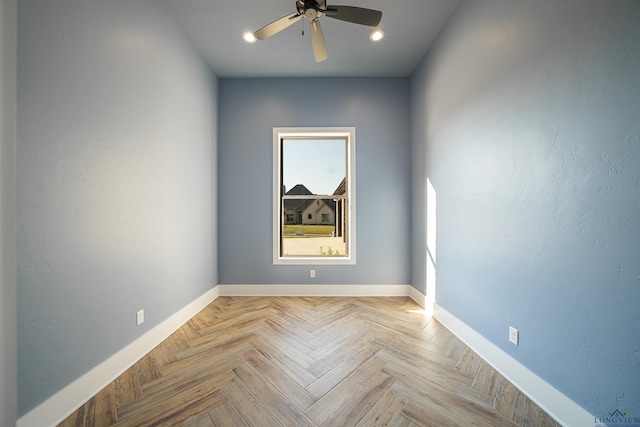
59, 297, 559, 427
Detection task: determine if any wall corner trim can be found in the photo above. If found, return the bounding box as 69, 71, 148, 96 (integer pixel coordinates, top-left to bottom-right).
433, 304, 593, 427
17, 286, 220, 427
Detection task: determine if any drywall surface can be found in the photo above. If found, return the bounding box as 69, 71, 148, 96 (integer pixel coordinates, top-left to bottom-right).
218, 78, 411, 285
411, 0, 640, 416
17, 0, 217, 415
1, 0, 17, 424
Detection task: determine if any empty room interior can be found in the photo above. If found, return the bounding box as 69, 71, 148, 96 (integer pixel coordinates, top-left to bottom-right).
1, 0, 639, 426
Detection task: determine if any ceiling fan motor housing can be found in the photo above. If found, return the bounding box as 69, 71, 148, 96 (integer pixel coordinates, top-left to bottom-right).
297, 0, 324, 20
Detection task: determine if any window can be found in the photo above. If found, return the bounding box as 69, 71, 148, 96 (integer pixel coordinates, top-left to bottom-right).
273, 127, 356, 265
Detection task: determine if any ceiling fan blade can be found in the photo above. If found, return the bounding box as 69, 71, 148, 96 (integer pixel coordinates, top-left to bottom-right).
254, 12, 302, 40
310, 20, 328, 62
324, 5, 382, 27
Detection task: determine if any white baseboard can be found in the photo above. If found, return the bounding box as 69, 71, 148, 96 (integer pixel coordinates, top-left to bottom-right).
433, 304, 593, 427
218, 283, 413, 297
407, 286, 430, 312
21, 287, 588, 427
17, 286, 220, 427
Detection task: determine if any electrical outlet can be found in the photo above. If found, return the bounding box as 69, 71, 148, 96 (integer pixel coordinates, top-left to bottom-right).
509, 326, 519, 346
136, 309, 144, 326
310, 269, 316, 278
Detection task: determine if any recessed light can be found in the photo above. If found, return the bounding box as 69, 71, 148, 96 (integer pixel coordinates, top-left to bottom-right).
370, 29, 384, 42
242, 32, 257, 43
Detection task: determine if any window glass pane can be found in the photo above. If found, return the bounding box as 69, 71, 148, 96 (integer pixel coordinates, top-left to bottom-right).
282, 139, 345, 196
281, 197, 346, 257
281, 138, 347, 258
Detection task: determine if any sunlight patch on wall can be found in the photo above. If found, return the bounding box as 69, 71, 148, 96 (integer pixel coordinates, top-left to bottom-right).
426, 177, 437, 306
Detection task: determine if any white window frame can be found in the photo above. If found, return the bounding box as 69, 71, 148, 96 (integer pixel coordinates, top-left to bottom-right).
273, 127, 356, 265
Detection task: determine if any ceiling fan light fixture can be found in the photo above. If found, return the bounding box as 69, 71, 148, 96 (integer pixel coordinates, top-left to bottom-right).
370, 29, 384, 42
242, 31, 257, 43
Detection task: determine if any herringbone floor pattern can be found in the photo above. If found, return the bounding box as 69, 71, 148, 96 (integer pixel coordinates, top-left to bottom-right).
59, 297, 559, 427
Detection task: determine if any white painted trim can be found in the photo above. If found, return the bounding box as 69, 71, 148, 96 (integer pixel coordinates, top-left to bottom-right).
433, 304, 593, 427
219, 284, 410, 297
408, 286, 428, 311
17, 287, 220, 427
272, 127, 356, 266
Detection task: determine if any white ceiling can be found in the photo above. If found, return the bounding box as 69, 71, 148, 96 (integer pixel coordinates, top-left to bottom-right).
161, 0, 460, 78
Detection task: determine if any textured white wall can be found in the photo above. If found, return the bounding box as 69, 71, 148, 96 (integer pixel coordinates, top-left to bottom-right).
17, 0, 217, 415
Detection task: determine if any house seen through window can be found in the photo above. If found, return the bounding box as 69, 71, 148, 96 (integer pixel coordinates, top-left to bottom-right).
273, 127, 356, 265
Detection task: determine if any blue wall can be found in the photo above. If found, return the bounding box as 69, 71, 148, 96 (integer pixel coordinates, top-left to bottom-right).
17, 0, 218, 415
411, 0, 640, 416
218, 78, 411, 285
1, 0, 17, 424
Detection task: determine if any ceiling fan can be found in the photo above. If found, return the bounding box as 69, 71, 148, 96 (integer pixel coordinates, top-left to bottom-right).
252, 0, 382, 62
